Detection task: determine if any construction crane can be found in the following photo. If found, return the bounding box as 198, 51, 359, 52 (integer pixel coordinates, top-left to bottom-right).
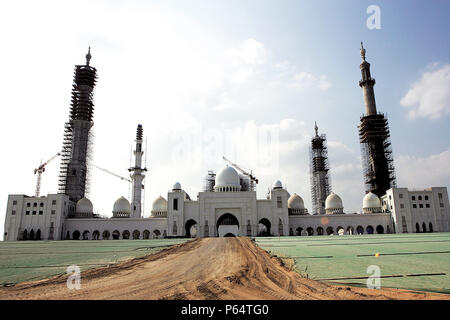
92, 164, 132, 183
34, 152, 61, 197
222, 156, 259, 184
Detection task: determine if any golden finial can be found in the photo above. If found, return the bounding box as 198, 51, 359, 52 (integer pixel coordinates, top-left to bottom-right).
360, 42, 366, 61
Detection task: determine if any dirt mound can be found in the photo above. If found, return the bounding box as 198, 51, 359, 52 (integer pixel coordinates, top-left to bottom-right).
0, 237, 448, 300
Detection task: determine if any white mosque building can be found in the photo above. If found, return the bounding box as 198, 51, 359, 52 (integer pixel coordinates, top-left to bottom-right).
4, 158, 450, 241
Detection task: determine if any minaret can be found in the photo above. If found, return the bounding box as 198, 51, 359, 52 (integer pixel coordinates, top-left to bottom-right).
58, 47, 97, 202
310, 122, 331, 215
359, 42, 377, 115
357, 43, 396, 198
129, 124, 147, 218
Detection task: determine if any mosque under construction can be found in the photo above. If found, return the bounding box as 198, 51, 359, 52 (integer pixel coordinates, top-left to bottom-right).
3, 44, 449, 241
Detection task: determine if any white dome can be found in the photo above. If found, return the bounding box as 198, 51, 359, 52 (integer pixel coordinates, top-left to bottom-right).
172, 182, 182, 191
152, 196, 168, 212
214, 166, 241, 191
272, 180, 283, 189
288, 193, 304, 210
325, 192, 343, 210
76, 197, 93, 213
113, 196, 131, 214
363, 192, 381, 209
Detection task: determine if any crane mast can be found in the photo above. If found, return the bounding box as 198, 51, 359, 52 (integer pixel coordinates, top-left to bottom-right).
34, 152, 61, 197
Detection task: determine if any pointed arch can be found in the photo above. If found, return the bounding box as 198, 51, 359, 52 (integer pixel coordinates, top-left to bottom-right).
102, 230, 110, 240
72, 230, 80, 240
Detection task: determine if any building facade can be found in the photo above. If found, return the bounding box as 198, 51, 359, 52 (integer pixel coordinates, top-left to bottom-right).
4, 165, 449, 241
381, 187, 450, 234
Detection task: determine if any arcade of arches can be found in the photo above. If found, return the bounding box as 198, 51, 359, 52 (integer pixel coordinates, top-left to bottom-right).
64, 228, 164, 240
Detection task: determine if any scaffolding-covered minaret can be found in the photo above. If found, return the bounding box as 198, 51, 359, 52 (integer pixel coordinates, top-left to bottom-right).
310, 122, 331, 215
358, 42, 396, 198
129, 124, 147, 218
58, 47, 97, 202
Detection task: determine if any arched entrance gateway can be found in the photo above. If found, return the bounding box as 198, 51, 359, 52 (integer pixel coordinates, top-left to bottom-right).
217, 213, 239, 237
185, 219, 198, 238
258, 218, 271, 236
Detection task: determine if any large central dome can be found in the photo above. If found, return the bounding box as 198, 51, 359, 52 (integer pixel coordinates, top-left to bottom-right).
214, 165, 241, 192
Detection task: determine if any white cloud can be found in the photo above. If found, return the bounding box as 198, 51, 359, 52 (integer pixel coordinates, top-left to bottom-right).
233, 68, 254, 84
226, 38, 267, 66
400, 64, 450, 119
395, 149, 450, 188
291, 72, 331, 91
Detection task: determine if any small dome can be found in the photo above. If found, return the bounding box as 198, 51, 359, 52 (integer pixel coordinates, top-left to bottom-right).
272, 180, 282, 189
214, 166, 241, 191
288, 193, 304, 210
325, 192, 343, 210
76, 197, 93, 213
113, 196, 131, 214
363, 192, 381, 209
152, 196, 168, 212
172, 182, 182, 191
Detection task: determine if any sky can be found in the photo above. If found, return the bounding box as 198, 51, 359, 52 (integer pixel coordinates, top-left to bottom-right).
0, 0, 449, 238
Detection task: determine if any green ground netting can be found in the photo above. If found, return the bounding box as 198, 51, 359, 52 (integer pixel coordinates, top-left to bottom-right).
255, 233, 450, 294
0, 239, 189, 285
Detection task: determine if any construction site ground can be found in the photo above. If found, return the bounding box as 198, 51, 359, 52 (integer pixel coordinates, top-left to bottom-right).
0, 235, 449, 300
256, 232, 450, 294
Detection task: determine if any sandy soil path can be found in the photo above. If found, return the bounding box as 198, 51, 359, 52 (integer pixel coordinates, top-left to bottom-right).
0, 237, 448, 300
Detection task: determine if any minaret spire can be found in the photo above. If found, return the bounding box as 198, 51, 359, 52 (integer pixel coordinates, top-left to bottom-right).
357, 43, 397, 198
86, 46, 92, 66
310, 121, 331, 215
129, 124, 147, 218
359, 42, 377, 115
360, 42, 366, 61
59, 49, 97, 201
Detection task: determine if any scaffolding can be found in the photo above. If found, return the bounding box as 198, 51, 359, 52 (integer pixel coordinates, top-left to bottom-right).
358, 113, 396, 198
239, 174, 255, 192
202, 171, 216, 192
309, 131, 331, 215
85, 129, 95, 198
57, 122, 73, 194
57, 62, 97, 202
